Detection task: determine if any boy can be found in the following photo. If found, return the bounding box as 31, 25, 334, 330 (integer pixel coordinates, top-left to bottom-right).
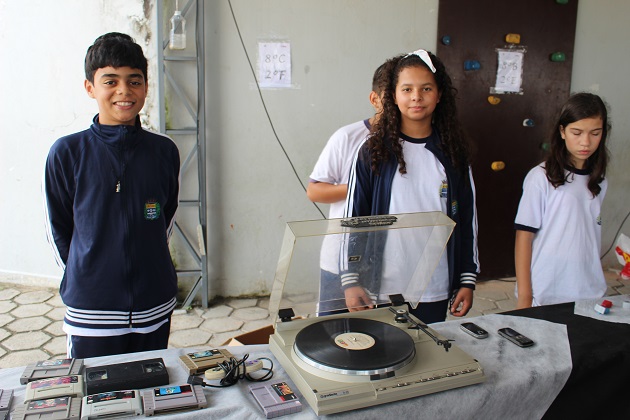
306, 60, 391, 208
43, 33, 180, 358
307, 59, 392, 314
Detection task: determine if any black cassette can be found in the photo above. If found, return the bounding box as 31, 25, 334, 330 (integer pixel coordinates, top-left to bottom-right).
20, 359, 84, 385
85, 358, 169, 395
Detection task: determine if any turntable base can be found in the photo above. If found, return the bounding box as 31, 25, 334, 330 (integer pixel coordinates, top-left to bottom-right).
269, 306, 484, 415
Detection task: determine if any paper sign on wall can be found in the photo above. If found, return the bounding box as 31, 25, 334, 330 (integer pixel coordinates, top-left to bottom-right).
258, 42, 292, 88
492, 48, 525, 94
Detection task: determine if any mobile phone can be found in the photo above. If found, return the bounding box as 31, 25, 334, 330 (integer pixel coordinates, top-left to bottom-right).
460, 322, 488, 339
498, 327, 535, 347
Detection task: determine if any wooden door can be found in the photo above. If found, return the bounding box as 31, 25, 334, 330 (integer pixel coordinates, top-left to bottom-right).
437, 0, 578, 279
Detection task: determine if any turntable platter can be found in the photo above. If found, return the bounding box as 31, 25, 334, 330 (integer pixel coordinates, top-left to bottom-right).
294, 318, 415, 376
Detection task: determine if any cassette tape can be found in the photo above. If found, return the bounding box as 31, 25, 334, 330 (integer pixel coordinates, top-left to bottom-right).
81, 390, 143, 419
25, 375, 84, 402
12, 396, 81, 420
85, 358, 169, 395
20, 358, 84, 384
0, 389, 14, 420
249, 382, 303, 418
141, 384, 207, 416
178, 348, 234, 374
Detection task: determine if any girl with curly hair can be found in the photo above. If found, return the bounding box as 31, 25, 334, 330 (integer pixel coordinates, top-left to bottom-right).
342, 49, 479, 323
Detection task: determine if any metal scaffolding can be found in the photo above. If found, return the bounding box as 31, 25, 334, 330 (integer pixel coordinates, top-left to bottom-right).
156, 0, 208, 307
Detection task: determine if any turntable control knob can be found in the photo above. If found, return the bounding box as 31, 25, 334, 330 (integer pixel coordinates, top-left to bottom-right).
394, 309, 408, 323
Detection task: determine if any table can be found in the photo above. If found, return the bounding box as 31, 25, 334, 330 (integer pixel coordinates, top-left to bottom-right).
503, 303, 630, 419
1, 315, 572, 419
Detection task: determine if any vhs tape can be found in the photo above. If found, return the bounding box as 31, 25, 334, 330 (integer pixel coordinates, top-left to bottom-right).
85, 358, 169, 395
25, 375, 84, 402
20, 358, 84, 384
179, 348, 234, 375
81, 390, 143, 419
141, 384, 207, 416
12, 396, 81, 420
0, 389, 13, 420
250, 382, 303, 418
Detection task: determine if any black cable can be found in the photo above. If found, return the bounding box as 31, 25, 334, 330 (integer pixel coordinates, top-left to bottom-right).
601, 209, 630, 259
227, 0, 326, 219
187, 354, 274, 388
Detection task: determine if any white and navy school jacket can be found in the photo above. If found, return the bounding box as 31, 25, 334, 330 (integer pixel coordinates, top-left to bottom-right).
341, 131, 479, 300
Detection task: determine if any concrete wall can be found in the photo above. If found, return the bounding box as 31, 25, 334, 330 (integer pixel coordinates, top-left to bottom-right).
0, 0, 628, 297
200, 0, 439, 297
0, 0, 158, 287
571, 0, 630, 271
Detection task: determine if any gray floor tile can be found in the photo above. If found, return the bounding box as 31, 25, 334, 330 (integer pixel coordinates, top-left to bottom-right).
0, 349, 48, 369
169, 329, 212, 348
6, 317, 51, 333
231, 307, 269, 321
225, 298, 258, 309
0, 289, 20, 301
3, 331, 52, 351
14, 290, 54, 305
0, 301, 16, 314
43, 336, 67, 357
199, 317, 243, 334
10, 303, 52, 318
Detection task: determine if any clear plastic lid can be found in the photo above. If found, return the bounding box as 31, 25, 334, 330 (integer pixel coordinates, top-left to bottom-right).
269, 212, 455, 320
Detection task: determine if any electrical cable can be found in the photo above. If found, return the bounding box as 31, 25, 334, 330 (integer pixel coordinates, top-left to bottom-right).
227, 0, 326, 219
187, 353, 274, 388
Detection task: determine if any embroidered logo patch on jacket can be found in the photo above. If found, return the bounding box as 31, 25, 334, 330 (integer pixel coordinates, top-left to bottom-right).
439, 179, 448, 198
144, 200, 161, 220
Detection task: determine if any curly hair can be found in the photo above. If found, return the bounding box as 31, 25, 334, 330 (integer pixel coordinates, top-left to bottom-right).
545, 92, 610, 197
367, 51, 471, 175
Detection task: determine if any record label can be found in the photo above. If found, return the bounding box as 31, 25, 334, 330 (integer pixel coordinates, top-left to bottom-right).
334, 333, 375, 350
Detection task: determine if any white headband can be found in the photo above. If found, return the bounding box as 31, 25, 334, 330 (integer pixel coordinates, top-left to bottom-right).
404, 49, 436, 73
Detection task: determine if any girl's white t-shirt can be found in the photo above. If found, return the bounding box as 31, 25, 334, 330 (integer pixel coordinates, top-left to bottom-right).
515, 164, 607, 306
383, 140, 450, 302
310, 120, 370, 273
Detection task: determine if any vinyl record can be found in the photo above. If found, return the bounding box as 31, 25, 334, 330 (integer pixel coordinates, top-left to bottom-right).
294, 318, 415, 376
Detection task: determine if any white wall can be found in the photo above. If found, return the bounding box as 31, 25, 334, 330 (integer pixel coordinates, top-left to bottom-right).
571, 0, 630, 270
1, 0, 628, 297
201, 0, 438, 297
0, 0, 157, 286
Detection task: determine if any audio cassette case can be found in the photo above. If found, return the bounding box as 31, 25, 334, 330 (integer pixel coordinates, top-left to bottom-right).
268, 212, 485, 415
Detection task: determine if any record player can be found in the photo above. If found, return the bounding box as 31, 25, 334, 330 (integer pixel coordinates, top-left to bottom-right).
268, 212, 485, 415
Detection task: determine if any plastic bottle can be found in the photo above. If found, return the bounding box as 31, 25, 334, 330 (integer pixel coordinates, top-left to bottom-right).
169, 10, 186, 50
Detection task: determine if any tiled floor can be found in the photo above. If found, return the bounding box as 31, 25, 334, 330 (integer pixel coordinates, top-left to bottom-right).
0, 269, 625, 369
